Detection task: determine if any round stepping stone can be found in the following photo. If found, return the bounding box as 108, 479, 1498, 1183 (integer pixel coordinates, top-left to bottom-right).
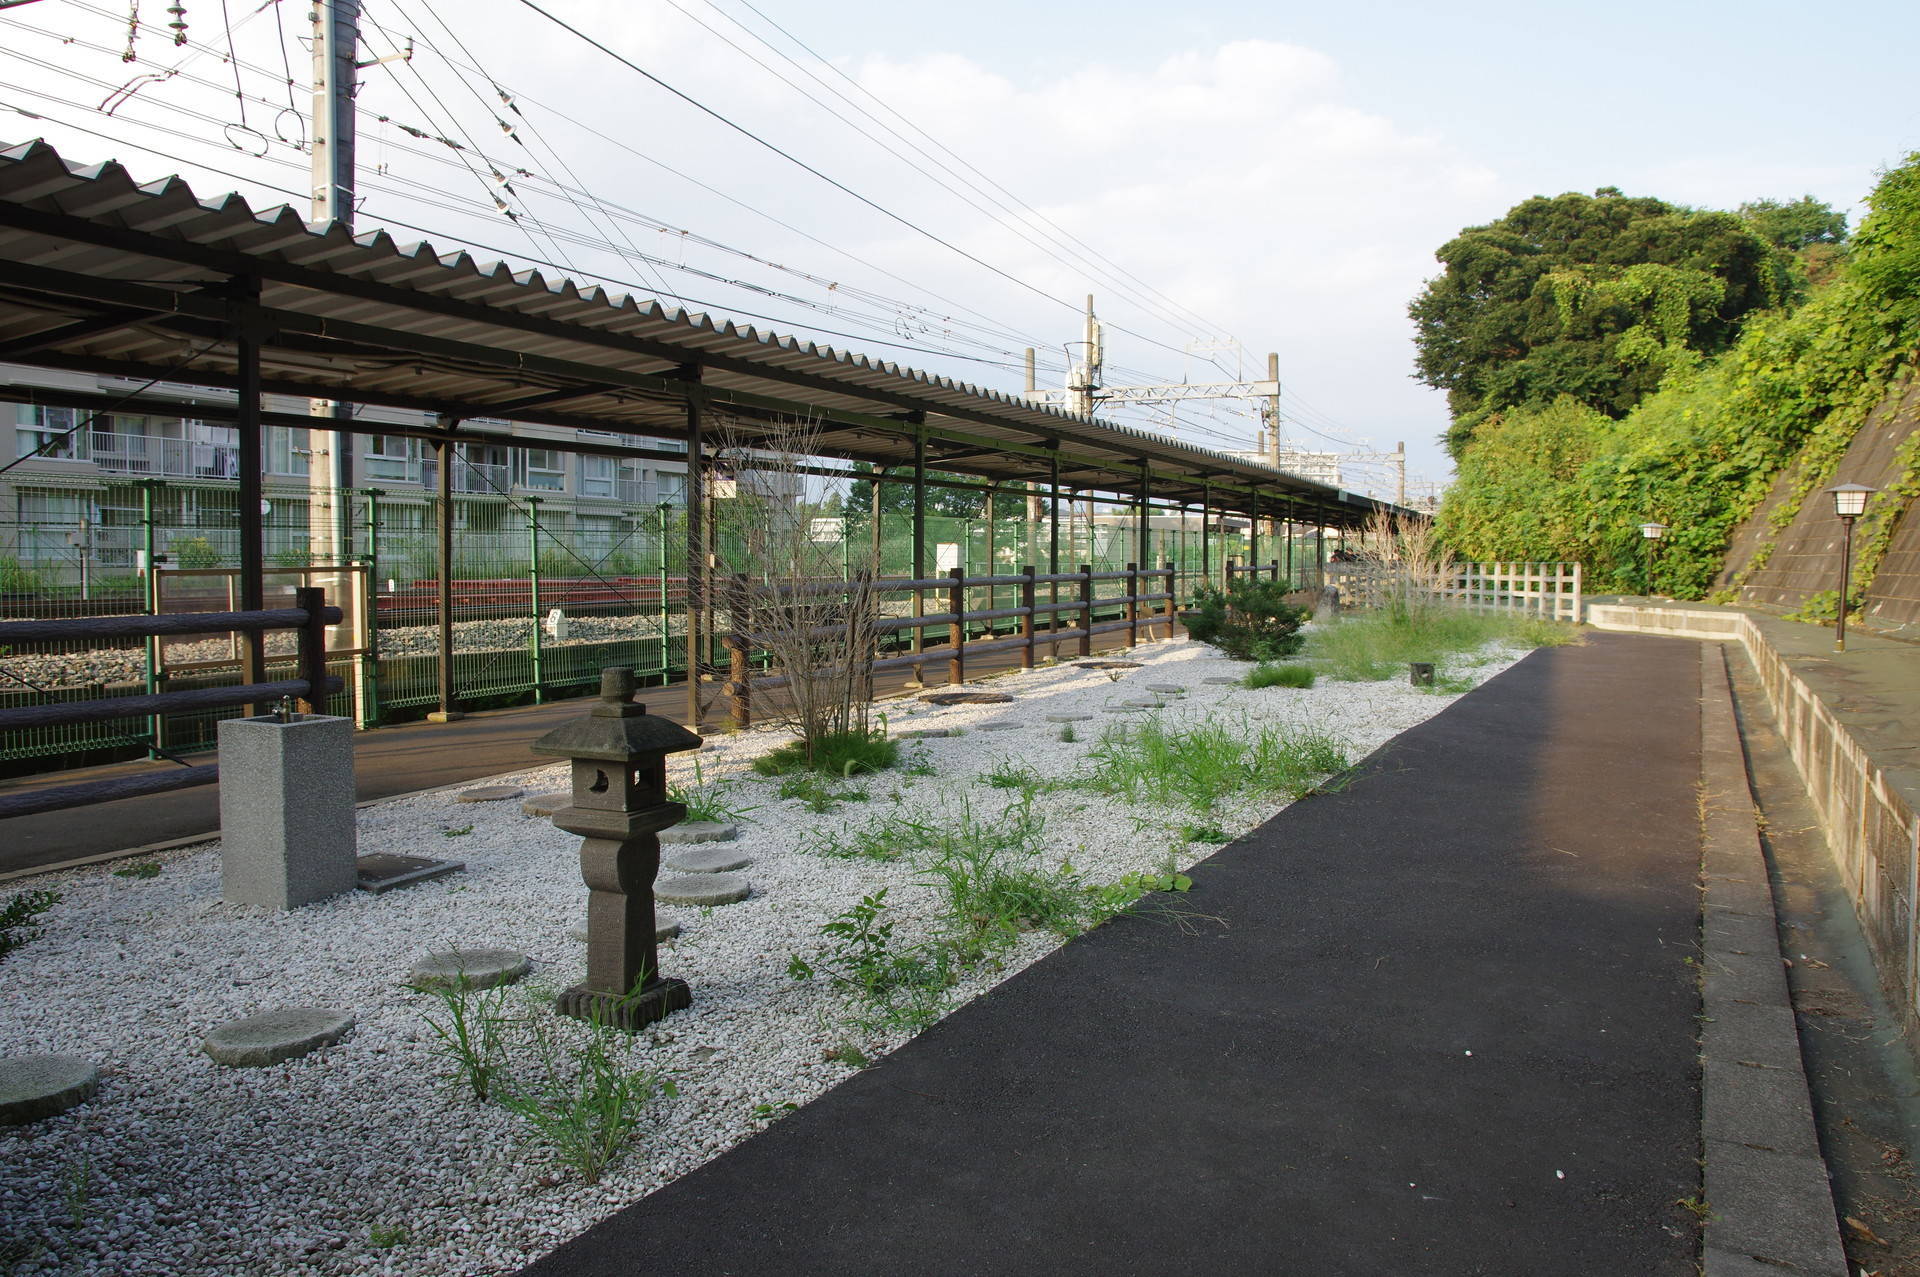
897, 728, 955, 739
1075, 660, 1141, 670
655, 872, 751, 906
917, 691, 1014, 706
456, 785, 523, 804
570, 921, 680, 943
978, 722, 1023, 732
1102, 704, 1145, 713
1203, 677, 1241, 686
1145, 684, 1187, 694
1122, 698, 1167, 709
660, 821, 740, 845
202, 1009, 355, 1068
522, 791, 569, 817
409, 948, 532, 991
0, 1055, 99, 1127
1044, 713, 1094, 723
665, 846, 753, 874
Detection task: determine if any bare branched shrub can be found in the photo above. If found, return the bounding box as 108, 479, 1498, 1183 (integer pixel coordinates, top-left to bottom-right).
1356, 509, 1452, 621
710, 418, 884, 759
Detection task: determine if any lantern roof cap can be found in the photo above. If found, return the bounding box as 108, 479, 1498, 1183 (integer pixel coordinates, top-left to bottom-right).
530, 668, 703, 761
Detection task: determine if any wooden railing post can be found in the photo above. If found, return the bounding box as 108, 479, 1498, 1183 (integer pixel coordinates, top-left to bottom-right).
1019, 564, 1036, 669
727, 637, 751, 728
1162, 561, 1176, 639
947, 566, 967, 686
1125, 562, 1140, 648
296, 585, 328, 714
1077, 564, 1093, 658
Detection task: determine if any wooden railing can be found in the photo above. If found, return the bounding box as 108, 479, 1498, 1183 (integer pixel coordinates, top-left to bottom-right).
0, 587, 343, 818
720, 563, 1177, 728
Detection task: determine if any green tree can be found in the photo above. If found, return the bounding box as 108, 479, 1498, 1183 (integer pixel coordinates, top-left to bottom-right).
1411, 188, 1794, 456
1738, 195, 1849, 250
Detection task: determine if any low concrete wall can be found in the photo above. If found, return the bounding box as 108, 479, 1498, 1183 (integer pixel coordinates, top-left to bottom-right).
1591, 604, 1920, 1050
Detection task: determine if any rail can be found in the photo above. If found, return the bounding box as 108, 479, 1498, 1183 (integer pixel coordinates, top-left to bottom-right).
0, 587, 343, 819
720, 563, 1178, 728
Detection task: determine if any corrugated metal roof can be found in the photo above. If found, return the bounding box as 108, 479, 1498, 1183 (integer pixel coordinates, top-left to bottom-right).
0, 138, 1388, 517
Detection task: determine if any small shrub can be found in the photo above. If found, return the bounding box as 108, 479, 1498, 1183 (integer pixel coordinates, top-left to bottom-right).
1058, 723, 1078, 743
0, 890, 59, 962
1244, 663, 1315, 690
753, 730, 899, 778
170, 536, 222, 569
1185, 578, 1310, 660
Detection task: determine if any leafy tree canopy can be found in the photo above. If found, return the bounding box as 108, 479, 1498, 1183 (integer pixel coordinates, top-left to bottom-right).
1411, 188, 1796, 457
1738, 195, 1849, 250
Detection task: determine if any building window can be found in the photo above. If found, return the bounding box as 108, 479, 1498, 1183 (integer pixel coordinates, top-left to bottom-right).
364, 434, 416, 483
15, 406, 84, 460
579, 454, 615, 498
516, 448, 566, 491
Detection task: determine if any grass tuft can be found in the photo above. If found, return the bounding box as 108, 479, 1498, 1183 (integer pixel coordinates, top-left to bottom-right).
1244, 662, 1315, 690
1075, 716, 1351, 812
753, 729, 900, 778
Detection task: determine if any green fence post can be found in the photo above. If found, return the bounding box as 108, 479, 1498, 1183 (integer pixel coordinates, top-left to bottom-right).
657, 502, 672, 682
528, 496, 545, 704
137, 478, 162, 759
360, 487, 383, 726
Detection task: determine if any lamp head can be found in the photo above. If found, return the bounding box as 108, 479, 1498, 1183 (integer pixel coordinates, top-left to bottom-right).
1828, 483, 1874, 519
1639, 522, 1667, 540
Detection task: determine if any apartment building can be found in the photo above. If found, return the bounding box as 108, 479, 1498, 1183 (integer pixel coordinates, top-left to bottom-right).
2, 363, 692, 587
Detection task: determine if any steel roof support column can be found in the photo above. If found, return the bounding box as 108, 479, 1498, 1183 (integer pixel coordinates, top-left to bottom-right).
1200, 480, 1212, 592
229, 277, 267, 706
429, 420, 462, 722
911, 423, 927, 671
1137, 461, 1150, 583
1248, 491, 1261, 574
683, 390, 705, 727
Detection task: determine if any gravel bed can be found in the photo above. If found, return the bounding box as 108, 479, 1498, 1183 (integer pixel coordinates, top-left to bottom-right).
0, 635, 1527, 1274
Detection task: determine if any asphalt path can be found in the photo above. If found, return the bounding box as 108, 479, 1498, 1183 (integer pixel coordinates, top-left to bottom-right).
520, 631, 1704, 1276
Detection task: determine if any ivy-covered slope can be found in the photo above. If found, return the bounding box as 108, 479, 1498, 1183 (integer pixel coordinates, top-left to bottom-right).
1434, 154, 1920, 616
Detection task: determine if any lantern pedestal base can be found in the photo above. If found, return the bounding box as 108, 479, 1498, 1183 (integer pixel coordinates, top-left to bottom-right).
555, 977, 691, 1032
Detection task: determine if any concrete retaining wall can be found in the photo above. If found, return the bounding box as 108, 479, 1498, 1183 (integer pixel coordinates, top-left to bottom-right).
1590, 604, 1920, 1050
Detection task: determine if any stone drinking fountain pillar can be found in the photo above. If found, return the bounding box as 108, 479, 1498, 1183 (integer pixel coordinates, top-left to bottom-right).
532, 667, 703, 1030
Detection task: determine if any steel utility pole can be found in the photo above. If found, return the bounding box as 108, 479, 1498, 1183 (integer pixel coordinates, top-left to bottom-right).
307, 0, 359, 585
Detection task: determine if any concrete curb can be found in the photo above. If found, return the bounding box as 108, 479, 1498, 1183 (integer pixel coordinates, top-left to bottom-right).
1697, 643, 1846, 1276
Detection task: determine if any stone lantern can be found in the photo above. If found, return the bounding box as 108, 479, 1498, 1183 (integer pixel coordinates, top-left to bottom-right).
532, 667, 703, 1030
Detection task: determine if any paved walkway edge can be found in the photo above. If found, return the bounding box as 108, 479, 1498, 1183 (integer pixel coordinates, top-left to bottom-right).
1698, 642, 1847, 1276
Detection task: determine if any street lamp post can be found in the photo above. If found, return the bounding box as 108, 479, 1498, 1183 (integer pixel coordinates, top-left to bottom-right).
1639, 522, 1667, 598
1828, 484, 1875, 652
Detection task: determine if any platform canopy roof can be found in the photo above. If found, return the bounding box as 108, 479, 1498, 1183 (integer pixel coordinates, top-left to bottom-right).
0, 138, 1396, 522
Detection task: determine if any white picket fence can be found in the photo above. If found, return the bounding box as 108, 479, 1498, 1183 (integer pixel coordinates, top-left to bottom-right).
1325, 561, 1583, 623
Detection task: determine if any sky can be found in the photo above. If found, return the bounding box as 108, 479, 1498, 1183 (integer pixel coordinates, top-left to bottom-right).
2, 0, 1916, 500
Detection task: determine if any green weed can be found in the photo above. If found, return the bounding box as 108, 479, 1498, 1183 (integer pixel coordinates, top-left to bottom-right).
443, 824, 474, 838
112, 861, 162, 880
1306, 609, 1580, 682
1179, 822, 1231, 843
0, 890, 58, 962
778, 773, 870, 813
495, 995, 676, 1187
417, 979, 512, 1102
369, 1223, 411, 1249
1075, 717, 1351, 812
1058, 723, 1078, 743
788, 889, 955, 1033
669, 760, 757, 824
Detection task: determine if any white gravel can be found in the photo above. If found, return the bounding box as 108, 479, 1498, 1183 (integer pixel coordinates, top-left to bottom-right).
0, 635, 1527, 1274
